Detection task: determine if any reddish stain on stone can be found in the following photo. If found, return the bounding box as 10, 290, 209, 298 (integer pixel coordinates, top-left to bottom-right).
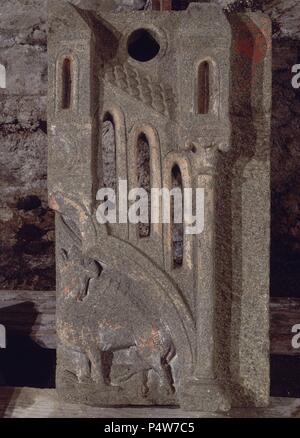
234, 17, 270, 68
63, 286, 70, 295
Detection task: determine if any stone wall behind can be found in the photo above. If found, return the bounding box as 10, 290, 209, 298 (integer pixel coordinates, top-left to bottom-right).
1, 0, 300, 296
0, 0, 54, 290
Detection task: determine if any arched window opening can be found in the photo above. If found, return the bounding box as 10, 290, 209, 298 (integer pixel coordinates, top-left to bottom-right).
171, 164, 183, 268
102, 113, 117, 193
137, 133, 151, 238
0, 64, 6, 89
61, 58, 72, 109
198, 61, 210, 114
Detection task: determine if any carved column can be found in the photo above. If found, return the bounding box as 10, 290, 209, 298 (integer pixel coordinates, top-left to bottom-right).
179, 145, 231, 412
196, 147, 217, 381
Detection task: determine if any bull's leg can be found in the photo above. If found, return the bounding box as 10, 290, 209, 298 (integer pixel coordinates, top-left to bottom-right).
163, 344, 176, 392
86, 347, 105, 385
152, 349, 176, 394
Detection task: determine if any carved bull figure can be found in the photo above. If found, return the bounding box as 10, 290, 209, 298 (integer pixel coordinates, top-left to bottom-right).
57, 242, 177, 396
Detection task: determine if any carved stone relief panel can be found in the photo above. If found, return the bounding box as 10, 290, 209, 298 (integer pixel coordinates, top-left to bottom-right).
48, 1, 271, 411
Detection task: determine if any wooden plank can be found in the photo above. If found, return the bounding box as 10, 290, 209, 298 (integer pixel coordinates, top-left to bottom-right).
0, 290, 56, 349
0, 291, 300, 355
0, 387, 299, 418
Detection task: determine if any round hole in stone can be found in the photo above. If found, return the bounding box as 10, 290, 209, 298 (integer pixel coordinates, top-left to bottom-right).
128, 29, 160, 62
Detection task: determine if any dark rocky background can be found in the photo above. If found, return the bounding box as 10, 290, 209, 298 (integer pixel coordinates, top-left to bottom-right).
0, 0, 52, 290
1, 0, 300, 296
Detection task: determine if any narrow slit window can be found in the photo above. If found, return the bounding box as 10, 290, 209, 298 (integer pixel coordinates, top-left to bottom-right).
0, 64, 6, 89
152, 0, 161, 9
137, 133, 151, 238
171, 164, 183, 268
102, 113, 117, 193
198, 61, 210, 114
61, 58, 72, 109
